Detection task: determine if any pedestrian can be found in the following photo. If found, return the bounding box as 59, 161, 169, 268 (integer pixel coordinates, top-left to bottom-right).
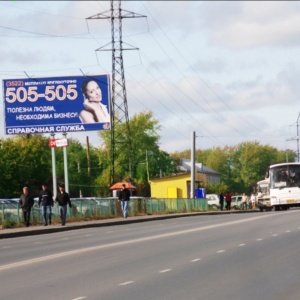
118, 183, 131, 218
241, 193, 247, 210
38, 183, 54, 226
55, 184, 72, 226
225, 191, 232, 211
219, 192, 224, 211
250, 193, 256, 209
19, 186, 34, 227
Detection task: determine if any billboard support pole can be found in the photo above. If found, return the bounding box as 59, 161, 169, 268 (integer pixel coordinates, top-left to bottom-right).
63, 132, 69, 194
50, 132, 57, 199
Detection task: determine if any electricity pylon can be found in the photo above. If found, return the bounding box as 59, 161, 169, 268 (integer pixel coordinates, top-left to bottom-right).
87, 1, 146, 184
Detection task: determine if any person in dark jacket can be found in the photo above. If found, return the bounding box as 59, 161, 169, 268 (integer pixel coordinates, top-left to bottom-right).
19, 186, 34, 227
38, 183, 54, 226
219, 192, 224, 211
118, 183, 131, 218
55, 184, 72, 226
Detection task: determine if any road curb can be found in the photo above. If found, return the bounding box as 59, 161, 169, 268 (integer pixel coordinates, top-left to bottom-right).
0, 210, 259, 239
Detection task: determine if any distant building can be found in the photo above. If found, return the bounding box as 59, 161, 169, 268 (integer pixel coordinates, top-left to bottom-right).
150, 158, 220, 198
179, 158, 220, 184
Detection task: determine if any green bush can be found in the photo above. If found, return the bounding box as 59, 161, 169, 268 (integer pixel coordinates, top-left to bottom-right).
2, 219, 17, 228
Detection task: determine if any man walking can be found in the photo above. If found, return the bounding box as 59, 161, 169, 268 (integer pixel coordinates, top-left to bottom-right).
38, 183, 53, 226
118, 183, 131, 218
55, 184, 72, 226
241, 193, 248, 210
19, 186, 34, 227
225, 191, 232, 211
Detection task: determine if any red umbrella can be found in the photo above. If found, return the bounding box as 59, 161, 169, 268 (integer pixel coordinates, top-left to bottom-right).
109, 182, 136, 190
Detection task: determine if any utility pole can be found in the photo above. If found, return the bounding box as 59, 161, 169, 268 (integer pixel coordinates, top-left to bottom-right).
297, 113, 300, 162
190, 131, 196, 198
287, 112, 300, 162
86, 1, 146, 184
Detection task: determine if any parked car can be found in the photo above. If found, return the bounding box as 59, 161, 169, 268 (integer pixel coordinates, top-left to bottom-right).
206, 194, 220, 209
231, 195, 243, 209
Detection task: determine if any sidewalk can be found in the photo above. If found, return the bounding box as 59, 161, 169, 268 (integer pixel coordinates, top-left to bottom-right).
0, 210, 258, 239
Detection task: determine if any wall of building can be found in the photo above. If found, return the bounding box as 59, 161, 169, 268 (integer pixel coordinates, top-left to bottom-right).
150, 173, 204, 198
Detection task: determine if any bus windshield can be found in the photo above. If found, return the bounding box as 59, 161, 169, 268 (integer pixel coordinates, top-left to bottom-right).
270, 165, 300, 189
257, 180, 269, 195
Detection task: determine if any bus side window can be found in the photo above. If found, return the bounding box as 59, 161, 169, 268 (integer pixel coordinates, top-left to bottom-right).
293, 173, 300, 185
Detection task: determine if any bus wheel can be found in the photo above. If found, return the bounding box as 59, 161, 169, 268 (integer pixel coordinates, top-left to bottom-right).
274, 206, 280, 211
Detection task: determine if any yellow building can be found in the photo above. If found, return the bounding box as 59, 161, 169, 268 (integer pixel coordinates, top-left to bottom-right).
150, 159, 220, 198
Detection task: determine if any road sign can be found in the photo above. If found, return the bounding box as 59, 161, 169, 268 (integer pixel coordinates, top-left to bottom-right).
48, 138, 68, 148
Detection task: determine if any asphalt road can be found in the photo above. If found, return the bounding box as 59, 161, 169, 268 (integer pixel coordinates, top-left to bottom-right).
1, 210, 300, 300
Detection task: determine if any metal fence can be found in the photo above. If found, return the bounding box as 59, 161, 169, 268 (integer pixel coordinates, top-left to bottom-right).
0, 197, 209, 225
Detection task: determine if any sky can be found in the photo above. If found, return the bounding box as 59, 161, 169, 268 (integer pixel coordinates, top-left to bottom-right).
1, 1, 300, 155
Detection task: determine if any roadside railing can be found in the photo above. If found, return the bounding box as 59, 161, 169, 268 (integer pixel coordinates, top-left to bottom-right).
0, 197, 210, 225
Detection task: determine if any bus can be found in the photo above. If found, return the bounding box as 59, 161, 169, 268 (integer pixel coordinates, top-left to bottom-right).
256, 178, 272, 212
268, 162, 300, 211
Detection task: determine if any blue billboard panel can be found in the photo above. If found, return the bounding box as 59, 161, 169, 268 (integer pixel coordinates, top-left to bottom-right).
2, 74, 111, 135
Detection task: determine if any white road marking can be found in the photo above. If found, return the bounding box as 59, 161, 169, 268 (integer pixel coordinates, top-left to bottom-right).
238, 244, 246, 247
84, 234, 92, 237
191, 258, 201, 262
2, 246, 12, 249
272, 234, 278, 237
217, 250, 225, 253
256, 238, 263, 241
160, 269, 172, 273
286, 230, 291, 233
0, 213, 282, 272
72, 297, 87, 300
119, 281, 134, 286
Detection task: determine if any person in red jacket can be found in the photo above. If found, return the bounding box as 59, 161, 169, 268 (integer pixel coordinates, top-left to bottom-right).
225, 191, 232, 211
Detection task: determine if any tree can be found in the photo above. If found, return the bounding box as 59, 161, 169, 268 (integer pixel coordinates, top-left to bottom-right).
0, 135, 51, 197
54, 139, 101, 198
97, 111, 177, 195
0, 135, 106, 198
173, 141, 297, 194
196, 146, 233, 184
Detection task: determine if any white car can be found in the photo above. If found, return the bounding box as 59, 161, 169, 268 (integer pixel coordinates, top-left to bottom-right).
206, 194, 220, 209
231, 195, 243, 209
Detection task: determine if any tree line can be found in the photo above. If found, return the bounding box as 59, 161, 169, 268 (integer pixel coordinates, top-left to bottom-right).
172, 142, 295, 195
0, 111, 296, 198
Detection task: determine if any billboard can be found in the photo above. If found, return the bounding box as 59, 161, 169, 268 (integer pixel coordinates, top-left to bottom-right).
2, 74, 111, 135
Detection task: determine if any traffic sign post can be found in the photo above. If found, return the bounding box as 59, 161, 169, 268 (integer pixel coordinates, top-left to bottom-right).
48, 135, 69, 194
50, 132, 57, 199
62, 133, 69, 194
